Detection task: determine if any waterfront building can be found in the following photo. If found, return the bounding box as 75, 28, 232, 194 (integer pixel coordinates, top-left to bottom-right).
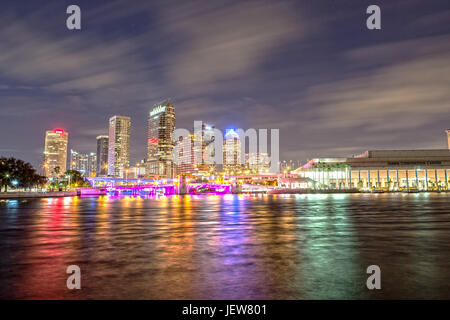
245, 152, 270, 174
89, 152, 97, 176
279, 160, 301, 174
146, 99, 175, 178
174, 133, 207, 176
123, 160, 146, 179
70, 150, 89, 175
202, 123, 216, 173
293, 149, 450, 191
96, 135, 109, 176
70, 150, 97, 177
43, 129, 68, 178
223, 129, 242, 174
108, 115, 131, 178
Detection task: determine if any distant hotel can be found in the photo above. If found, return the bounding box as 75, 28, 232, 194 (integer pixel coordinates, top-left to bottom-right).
96, 135, 109, 176
42, 129, 68, 178
146, 99, 175, 178
108, 115, 131, 178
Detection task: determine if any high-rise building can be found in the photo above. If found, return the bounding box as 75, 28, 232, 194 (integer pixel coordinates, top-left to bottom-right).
43, 129, 69, 178
108, 115, 131, 178
70, 150, 97, 177
146, 99, 175, 177
88, 152, 97, 176
202, 123, 216, 173
245, 152, 270, 174
446, 129, 450, 150
70, 150, 89, 175
174, 134, 207, 175
223, 129, 242, 174
96, 135, 109, 176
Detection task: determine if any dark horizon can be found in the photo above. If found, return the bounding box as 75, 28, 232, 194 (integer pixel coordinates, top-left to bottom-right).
1, 0, 450, 170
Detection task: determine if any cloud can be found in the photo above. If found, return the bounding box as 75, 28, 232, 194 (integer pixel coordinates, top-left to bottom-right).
161, 0, 300, 93
305, 35, 450, 134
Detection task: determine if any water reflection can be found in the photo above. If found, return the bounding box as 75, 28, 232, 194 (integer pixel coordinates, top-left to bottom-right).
0, 194, 449, 299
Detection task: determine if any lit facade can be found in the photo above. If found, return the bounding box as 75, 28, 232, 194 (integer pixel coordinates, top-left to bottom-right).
202, 123, 216, 173
223, 129, 242, 174
43, 129, 68, 178
89, 152, 97, 176
108, 115, 131, 178
245, 152, 270, 174
70, 150, 96, 177
70, 150, 88, 175
146, 99, 175, 178
96, 135, 109, 176
174, 134, 207, 175
294, 149, 450, 191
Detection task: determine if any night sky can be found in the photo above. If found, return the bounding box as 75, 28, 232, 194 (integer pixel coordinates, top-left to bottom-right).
1, 0, 449, 170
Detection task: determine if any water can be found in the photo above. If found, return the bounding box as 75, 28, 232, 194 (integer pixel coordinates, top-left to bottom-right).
0, 193, 449, 299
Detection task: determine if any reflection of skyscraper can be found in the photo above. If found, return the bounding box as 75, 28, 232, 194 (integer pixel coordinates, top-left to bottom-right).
223, 129, 242, 174
43, 129, 68, 178
96, 135, 109, 176
147, 99, 175, 177
108, 115, 131, 178
446, 129, 450, 150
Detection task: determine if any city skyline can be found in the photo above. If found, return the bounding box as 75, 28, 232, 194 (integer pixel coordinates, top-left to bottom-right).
1, 0, 450, 171
1, 0, 450, 304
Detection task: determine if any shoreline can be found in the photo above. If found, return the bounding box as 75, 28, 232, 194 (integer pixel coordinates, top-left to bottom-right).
0, 191, 77, 199
1, 189, 449, 200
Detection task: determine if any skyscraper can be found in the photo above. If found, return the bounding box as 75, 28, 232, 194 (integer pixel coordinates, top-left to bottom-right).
70, 149, 89, 175
43, 129, 68, 178
202, 123, 216, 173
174, 133, 207, 175
96, 135, 109, 176
223, 129, 242, 174
88, 152, 97, 176
108, 116, 131, 178
70, 150, 97, 177
147, 99, 175, 177
446, 129, 450, 150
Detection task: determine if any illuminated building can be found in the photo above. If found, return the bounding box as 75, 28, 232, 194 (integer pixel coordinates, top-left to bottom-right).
89, 152, 97, 176
43, 129, 68, 178
146, 99, 175, 178
108, 115, 131, 178
174, 134, 207, 175
245, 152, 270, 174
294, 149, 450, 191
70, 150, 97, 177
96, 135, 109, 176
202, 123, 216, 172
70, 150, 88, 175
125, 160, 146, 179
446, 129, 450, 149
223, 129, 242, 174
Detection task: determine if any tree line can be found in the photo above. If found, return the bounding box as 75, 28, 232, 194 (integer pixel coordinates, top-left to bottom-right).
0, 157, 47, 192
